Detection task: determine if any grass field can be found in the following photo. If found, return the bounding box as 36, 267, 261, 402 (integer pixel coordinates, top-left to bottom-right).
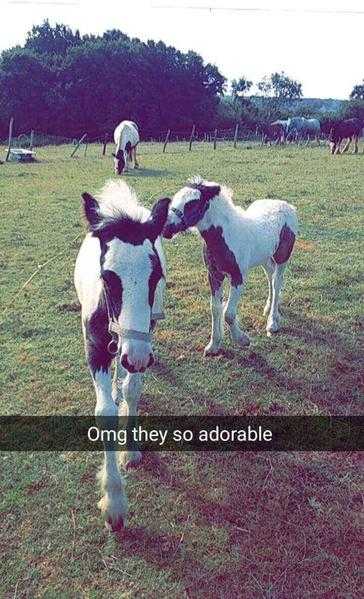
0, 142, 363, 598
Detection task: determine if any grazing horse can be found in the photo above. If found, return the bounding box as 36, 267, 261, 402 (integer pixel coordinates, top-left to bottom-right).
270, 120, 289, 144
284, 117, 320, 143
256, 122, 285, 145
163, 177, 298, 355
329, 118, 363, 154
75, 180, 170, 530
113, 120, 140, 174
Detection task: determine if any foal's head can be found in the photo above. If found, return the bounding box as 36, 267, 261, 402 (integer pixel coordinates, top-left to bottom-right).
82, 181, 170, 373
163, 177, 221, 239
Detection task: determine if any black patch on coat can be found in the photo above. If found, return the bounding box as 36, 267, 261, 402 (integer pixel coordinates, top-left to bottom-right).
85, 296, 113, 376
203, 245, 225, 294
273, 224, 296, 264
201, 225, 243, 288
102, 269, 123, 318
148, 251, 163, 308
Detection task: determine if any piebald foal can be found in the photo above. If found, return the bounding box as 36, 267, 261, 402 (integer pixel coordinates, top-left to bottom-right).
163, 177, 298, 355
75, 180, 170, 530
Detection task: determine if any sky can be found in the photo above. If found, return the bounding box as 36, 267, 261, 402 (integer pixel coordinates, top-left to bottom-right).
2, 0, 363, 99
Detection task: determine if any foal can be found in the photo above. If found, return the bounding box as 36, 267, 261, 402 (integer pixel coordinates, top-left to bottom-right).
163, 177, 298, 356
75, 180, 170, 530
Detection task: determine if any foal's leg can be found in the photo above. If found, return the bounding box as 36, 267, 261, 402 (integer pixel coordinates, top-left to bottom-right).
133, 146, 140, 168
119, 373, 143, 469
85, 314, 127, 530
262, 259, 275, 316
204, 270, 225, 356
224, 282, 250, 347
266, 263, 286, 336
93, 368, 128, 530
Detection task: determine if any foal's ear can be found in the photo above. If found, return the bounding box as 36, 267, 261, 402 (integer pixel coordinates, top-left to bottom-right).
81, 192, 101, 229
200, 184, 221, 203
147, 197, 171, 240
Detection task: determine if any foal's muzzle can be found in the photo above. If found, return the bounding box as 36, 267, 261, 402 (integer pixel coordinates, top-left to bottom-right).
121, 352, 154, 373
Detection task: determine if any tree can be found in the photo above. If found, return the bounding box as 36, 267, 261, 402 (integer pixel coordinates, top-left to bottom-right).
270, 72, 302, 99
257, 72, 302, 100
350, 80, 364, 100
25, 20, 81, 56
231, 77, 252, 98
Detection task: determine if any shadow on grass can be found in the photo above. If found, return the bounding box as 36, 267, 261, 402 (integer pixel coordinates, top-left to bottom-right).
152, 310, 361, 415
114, 448, 361, 597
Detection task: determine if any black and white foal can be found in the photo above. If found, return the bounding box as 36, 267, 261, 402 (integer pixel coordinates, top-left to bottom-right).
163, 178, 298, 355
75, 180, 170, 530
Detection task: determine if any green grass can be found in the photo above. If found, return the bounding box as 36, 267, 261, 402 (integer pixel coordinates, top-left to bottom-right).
0, 142, 363, 598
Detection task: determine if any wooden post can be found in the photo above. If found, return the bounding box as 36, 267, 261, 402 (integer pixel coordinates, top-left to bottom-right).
70, 133, 87, 157
163, 129, 171, 153
29, 130, 34, 150
189, 124, 195, 151
213, 128, 218, 150
102, 133, 108, 156
5, 117, 14, 161
233, 124, 239, 148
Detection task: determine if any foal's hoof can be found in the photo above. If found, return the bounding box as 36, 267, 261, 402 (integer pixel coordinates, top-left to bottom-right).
266, 326, 279, 337
106, 515, 125, 533
235, 333, 251, 347
203, 343, 222, 357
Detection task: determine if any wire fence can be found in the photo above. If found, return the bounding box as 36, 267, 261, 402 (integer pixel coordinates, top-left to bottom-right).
1, 123, 332, 162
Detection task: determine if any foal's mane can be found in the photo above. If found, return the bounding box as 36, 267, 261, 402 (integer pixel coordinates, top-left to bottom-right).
92, 180, 149, 232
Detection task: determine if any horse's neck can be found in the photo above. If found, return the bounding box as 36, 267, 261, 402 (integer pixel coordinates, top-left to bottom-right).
198, 195, 241, 234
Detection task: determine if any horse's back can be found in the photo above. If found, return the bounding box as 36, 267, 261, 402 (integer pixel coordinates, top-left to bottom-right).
114, 120, 139, 147
245, 199, 298, 236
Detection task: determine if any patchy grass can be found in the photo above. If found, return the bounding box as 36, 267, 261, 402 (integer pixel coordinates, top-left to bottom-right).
0, 142, 362, 598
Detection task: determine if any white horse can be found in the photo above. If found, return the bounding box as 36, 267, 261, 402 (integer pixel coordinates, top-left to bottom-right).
163, 177, 298, 356
112, 120, 140, 174
74, 180, 170, 530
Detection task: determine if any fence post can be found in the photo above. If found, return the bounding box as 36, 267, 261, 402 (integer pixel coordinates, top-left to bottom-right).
213, 128, 218, 150
29, 130, 34, 150
5, 116, 14, 161
102, 133, 108, 156
163, 129, 171, 153
71, 133, 87, 157
189, 124, 195, 151
233, 124, 239, 148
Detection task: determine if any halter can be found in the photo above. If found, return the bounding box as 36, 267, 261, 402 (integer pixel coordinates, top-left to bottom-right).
103, 288, 165, 355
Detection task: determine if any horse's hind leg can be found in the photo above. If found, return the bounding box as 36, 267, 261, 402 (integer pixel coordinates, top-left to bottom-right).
342, 137, 351, 153
353, 135, 358, 154
224, 282, 250, 348
119, 373, 143, 469
266, 263, 286, 337
262, 259, 274, 317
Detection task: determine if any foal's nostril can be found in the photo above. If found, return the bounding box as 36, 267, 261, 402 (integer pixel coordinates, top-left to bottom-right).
121, 354, 129, 369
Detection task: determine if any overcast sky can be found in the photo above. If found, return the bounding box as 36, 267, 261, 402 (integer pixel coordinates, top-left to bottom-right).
2, 0, 363, 99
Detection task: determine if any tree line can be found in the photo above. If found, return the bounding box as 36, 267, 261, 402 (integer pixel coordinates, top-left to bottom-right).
0, 21, 363, 140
